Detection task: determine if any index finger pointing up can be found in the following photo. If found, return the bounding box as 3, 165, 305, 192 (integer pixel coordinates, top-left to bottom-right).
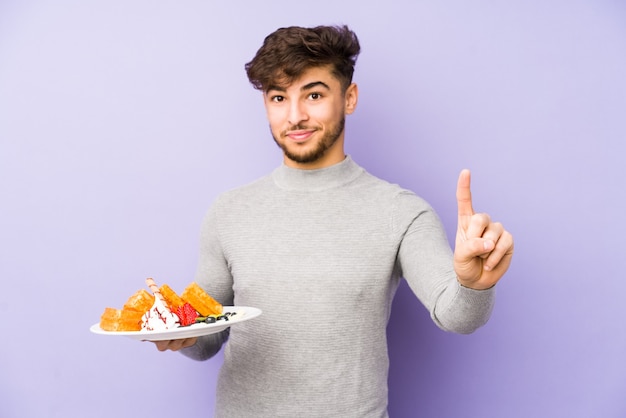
456, 169, 475, 216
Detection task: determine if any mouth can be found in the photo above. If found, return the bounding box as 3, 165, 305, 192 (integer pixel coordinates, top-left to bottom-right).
285, 128, 316, 143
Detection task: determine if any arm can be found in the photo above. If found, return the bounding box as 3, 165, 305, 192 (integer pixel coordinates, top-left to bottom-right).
153, 200, 235, 359
396, 201, 495, 334
397, 170, 513, 334
178, 330, 230, 361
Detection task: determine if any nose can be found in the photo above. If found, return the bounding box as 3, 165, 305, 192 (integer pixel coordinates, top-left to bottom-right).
287, 100, 308, 126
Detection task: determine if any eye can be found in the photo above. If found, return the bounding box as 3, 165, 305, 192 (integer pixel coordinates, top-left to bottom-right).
308, 92, 322, 100
270, 95, 285, 103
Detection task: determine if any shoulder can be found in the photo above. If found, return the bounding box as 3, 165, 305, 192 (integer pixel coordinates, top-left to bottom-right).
356, 169, 432, 212
213, 174, 274, 207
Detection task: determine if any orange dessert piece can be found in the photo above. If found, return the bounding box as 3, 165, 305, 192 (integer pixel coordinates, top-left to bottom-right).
123, 289, 154, 313
181, 282, 223, 316
159, 284, 186, 312
99, 307, 144, 331
99, 289, 154, 331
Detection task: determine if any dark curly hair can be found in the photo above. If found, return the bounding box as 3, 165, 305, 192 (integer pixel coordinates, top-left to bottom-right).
245, 25, 361, 92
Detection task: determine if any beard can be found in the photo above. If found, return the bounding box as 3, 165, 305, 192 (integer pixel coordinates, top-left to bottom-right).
272, 116, 345, 165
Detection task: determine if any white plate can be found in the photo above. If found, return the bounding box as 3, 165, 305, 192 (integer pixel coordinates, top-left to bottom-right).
90, 306, 261, 341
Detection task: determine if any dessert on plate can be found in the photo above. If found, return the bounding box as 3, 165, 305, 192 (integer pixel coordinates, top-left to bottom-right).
99, 278, 224, 332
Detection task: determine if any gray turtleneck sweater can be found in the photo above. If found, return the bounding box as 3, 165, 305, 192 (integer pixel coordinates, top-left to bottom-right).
182, 156, 495, 418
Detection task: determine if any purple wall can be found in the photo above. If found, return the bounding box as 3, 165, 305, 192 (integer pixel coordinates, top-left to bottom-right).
1, 1, 624, 417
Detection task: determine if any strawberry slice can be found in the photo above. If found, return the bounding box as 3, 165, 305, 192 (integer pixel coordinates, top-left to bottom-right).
176, 303, 199, 326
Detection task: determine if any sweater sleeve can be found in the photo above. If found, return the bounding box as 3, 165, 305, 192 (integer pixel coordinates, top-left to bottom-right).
180, 199, 235, 361
394, 191, 495, 334
180, 329, 230, 361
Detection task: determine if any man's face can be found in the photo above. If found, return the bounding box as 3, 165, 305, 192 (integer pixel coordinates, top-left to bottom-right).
263, 66, 358, 169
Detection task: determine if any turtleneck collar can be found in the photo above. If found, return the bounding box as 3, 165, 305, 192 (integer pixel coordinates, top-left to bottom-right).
271, 155, 364, 191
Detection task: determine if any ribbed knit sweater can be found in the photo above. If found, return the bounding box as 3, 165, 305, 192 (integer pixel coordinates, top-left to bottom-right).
182, 156, 495, 418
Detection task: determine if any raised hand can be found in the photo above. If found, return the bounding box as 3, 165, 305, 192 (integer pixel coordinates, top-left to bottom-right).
453, 169, 514, 290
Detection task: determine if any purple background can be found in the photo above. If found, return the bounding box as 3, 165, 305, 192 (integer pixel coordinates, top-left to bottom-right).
1, 1, 625, 417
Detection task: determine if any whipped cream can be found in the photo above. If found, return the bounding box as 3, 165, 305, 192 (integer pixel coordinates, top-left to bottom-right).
141, 296, 179, 331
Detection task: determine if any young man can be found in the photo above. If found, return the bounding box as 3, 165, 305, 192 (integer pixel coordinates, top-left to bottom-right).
155, 25, 514, 417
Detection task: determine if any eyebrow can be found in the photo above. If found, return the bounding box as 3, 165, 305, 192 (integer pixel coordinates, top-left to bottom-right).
266, 81, 331, 93
301, 81, 330, 91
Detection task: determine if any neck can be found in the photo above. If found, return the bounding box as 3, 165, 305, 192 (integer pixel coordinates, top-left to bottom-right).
273, 155, 362, 191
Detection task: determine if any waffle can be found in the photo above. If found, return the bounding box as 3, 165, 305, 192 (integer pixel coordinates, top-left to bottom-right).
159, 283, 186, 312
99, 289, 154, 331
99, 307, 144, 331
181, 282, 223, 316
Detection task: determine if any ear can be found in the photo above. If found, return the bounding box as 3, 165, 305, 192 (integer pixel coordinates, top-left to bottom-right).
344, 83, 358, 115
